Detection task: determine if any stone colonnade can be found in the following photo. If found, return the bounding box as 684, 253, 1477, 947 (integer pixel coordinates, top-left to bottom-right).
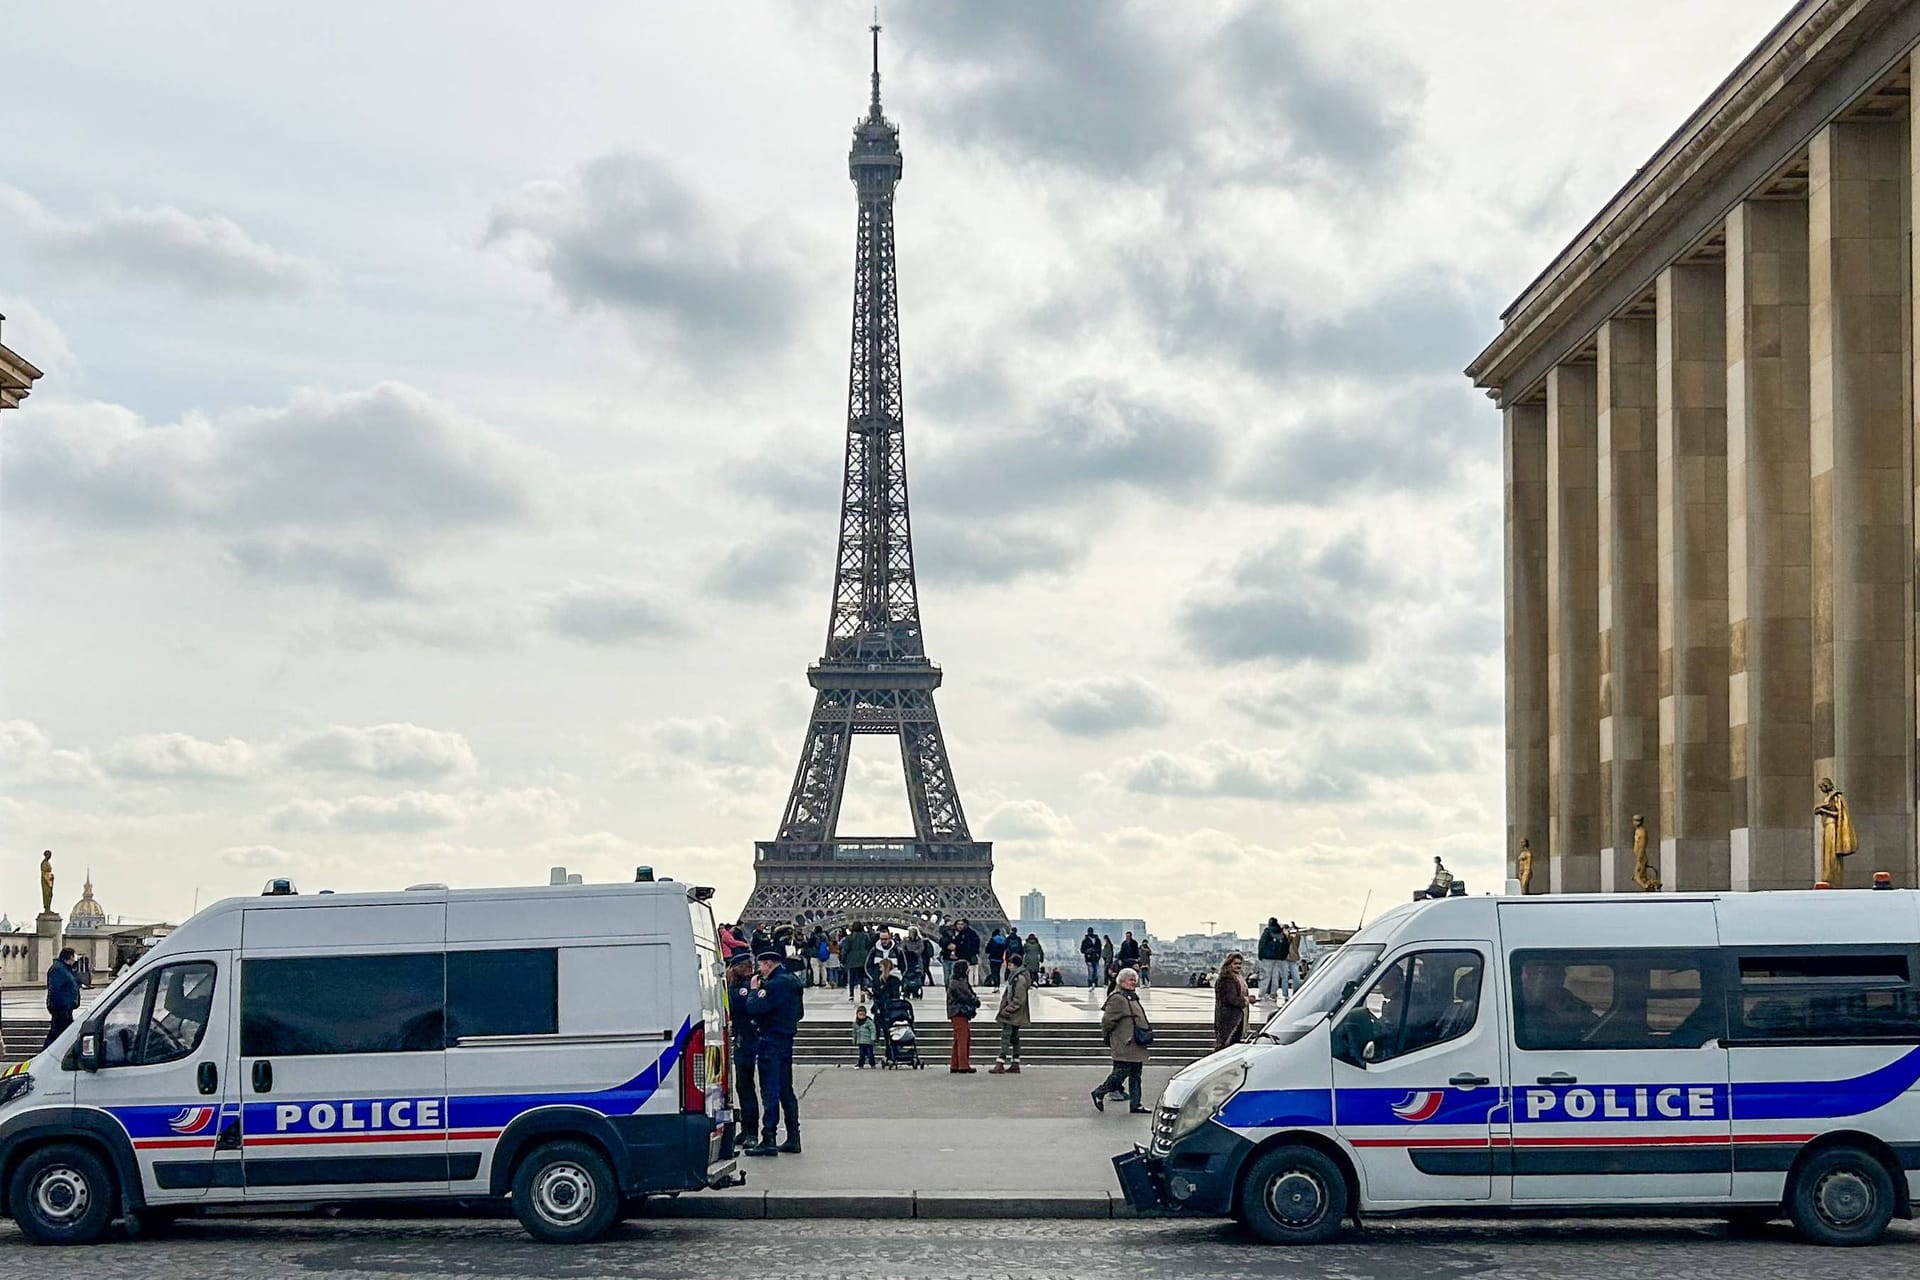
1505, 102, 1920, 894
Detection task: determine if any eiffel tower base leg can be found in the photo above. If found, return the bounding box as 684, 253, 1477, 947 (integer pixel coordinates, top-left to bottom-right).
740, 841, 1008, 933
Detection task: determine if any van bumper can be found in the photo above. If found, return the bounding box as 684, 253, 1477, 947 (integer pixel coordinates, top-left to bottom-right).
610, 1114, 736, 1196
1113, 1120, 1249, 1217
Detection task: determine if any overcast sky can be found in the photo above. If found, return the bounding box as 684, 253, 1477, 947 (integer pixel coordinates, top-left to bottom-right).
0, 1, 1786, 936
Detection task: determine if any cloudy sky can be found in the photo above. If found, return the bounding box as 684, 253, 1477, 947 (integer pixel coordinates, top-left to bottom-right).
0, 1, 1786, 936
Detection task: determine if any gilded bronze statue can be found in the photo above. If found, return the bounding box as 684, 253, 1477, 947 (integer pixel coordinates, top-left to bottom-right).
1516, 838, 1534, 894
1631, 813, 1661, 891
39, 850, 53, 915
1815, 778, 1857, 887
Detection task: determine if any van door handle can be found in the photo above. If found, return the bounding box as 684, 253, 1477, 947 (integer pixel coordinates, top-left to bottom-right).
197, 1062, 218, 1095
251, 1060, 273, 1093
1449, 1072, 1489, 1088
1537, 1072, 1577, 1086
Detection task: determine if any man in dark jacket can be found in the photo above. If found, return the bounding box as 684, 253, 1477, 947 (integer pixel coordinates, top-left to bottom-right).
744, 949, 805, 1156
937, 918, 957, 986
1117, 931, 1141, 967
1257, 917, 1286, 1003
842, 923, 873, 1002
45, 948, 81, 1048
983, 928, 1008, 988
954, 918, 982, 974
1080, 928, 1102, 989
724, 951, 760, 1148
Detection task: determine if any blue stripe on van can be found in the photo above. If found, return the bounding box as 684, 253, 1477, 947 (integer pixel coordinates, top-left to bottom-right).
1730, 1043, 1920, 1122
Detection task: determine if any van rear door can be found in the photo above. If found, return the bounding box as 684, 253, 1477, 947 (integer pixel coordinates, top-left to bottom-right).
237, 903, 449, 1199
1500, 900, 1729, 1203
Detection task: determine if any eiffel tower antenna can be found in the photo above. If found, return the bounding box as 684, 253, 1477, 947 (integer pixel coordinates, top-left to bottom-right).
869, 9, 883, 117
740, 24, 1008, 935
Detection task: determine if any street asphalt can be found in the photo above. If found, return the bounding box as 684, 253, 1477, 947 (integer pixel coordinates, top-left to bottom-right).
0, 1214, 1912, 1279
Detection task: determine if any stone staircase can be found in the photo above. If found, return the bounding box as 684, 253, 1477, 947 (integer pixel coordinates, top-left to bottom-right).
791, 1020, 1216, 1066
2, 1022, 48, 1061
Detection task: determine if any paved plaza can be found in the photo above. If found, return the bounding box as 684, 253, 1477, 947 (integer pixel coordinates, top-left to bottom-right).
0, 1215, 1910, 1279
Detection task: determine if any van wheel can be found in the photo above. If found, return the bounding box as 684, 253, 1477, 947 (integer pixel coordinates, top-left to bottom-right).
1238, 1146, 1348, 1245
1789, 1146, 1894, 1247
512, 1141, 620, 1244
8, 1143, 116, 1246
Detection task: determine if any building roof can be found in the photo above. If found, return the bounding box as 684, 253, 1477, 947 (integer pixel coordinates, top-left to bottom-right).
0, 314, 45, 412
1465, 0, 1914, 405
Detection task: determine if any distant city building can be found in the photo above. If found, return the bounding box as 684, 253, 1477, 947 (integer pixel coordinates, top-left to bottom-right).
1010, 916, 1148, 974
1019, 888, 1046, 921
68, 871, 107, 931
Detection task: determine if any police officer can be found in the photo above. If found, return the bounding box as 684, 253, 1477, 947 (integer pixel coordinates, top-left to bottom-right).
724, 950, 760, 1149
744, 946, 804, 1157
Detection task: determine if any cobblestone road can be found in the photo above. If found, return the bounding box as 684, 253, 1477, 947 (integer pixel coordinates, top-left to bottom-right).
0, 1214, 1913, 1279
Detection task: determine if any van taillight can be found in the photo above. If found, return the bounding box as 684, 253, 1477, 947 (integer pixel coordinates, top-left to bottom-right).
683, 1023, 708, 1113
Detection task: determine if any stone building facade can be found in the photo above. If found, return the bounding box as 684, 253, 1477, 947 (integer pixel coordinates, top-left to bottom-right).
1469, 0, 1920, 894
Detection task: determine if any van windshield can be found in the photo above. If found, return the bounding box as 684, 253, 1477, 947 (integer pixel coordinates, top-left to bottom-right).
1257, 944, 1384, 1043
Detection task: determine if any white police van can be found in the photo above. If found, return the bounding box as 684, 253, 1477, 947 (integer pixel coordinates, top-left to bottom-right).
1117, 889, 1920, 1247
0, 874, 740, 1245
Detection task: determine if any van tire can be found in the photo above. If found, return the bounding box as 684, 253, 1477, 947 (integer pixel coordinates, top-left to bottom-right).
1238, 1145, 1348, 1245
8, 1143, 116, 1246
511, 1141, 620, 1244
1789, 1145, 1895, 1247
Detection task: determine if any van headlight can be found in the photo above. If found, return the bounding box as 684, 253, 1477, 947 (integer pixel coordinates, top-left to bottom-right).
1169, 1060, 1245, 1143
0, 1072, 34, 1109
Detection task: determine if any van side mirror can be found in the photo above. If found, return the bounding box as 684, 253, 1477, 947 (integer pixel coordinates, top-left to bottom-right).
76, 1024, 100, 1073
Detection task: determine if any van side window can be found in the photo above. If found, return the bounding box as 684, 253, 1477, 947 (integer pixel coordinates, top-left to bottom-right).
1731, 950, 1920, 1042
242, 954, 443, 1057
98, 962, 216, 1068
448, 948, 558, 1038
1335, 950, 1482, 1065
1512, 950, 1723, 1051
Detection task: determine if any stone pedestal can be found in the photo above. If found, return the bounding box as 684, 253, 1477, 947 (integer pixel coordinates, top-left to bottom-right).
28, 913, 64, 980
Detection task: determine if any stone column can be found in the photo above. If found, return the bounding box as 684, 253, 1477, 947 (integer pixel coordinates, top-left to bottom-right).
1726, 198, 1814, 890
1505, 401, 1551, 891
1598, 318, 1660, 890
1547, 364, 1602, 892
1809, 119, 1913, 887
1657, 262, 1731, 890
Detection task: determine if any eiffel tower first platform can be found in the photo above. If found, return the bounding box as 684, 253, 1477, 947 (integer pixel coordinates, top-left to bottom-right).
739, 26, 1008, 935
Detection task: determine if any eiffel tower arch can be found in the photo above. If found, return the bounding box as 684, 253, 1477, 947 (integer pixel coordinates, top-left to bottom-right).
740, 25, 1009, 934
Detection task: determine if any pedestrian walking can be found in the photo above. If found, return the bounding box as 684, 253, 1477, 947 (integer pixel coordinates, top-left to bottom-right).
44, 947, 80, 1049
1092, 967, 1152, 1114
954, 917, 982, 980
947, 959, 979, 1073
826, 931, 844, 989
1117, 931, 1140, 969
1022, 932, 1044, 978
988, 953, 1032, 1073
744, 947, 804, 1156
724, 950, 760, 1147
1213, 951, 1251, 1052
984, 928, 1007, 988
1080, 927, 1101, 989
1281, 922, 1304, 1001
808, 927, 829, 988
1257, 917, 1286, 1002
843, 922, 873, 1001
1101, 934, 1116, 985
853, 1004, 878, 1068
937, 917, 957, 986
1138, 938, 1153, 987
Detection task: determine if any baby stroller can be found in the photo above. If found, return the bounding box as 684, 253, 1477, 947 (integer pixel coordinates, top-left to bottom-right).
880, 996, 923, 1069
902, 956, 925, 999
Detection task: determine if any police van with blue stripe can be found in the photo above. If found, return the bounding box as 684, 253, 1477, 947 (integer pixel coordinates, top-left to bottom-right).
0, 873, 741, 1245
1116, 889, 1920, 1246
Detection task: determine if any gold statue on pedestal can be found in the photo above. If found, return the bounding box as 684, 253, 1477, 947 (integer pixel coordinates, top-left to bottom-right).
1815, 778, 1857, 887
1631, 814, 1661, 891
39, 850, 54, 915
1516, 838, 1534, 894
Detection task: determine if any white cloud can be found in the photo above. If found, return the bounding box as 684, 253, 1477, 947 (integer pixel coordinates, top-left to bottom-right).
0, 721, 103, 786
1035, 675, 1171, 738
0, 185, 319, 298
281, 724, 478, 781
99, 733, 254, 782
267, 787, 575, 836
543, 582, 682, 646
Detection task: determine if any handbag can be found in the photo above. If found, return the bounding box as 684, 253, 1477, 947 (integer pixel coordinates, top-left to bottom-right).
1132, 1025, 1156, 1047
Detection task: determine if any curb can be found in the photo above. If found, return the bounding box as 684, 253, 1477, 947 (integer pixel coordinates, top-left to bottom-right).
647, 1191, 1129, 1220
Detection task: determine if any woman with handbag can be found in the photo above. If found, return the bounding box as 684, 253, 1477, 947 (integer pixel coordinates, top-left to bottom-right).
946, 959, 978, 1073
1093, 967, 1152, 1113
1213, 951, 1251, 1051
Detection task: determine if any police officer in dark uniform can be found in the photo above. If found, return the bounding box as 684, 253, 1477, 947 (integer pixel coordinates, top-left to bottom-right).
724, 950, 760, 1148
743, 946, 804, 1157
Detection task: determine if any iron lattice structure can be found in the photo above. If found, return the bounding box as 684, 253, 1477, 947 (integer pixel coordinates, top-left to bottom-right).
740, 28, 1008, 936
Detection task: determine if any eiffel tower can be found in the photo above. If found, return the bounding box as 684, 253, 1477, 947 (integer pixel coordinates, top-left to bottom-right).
740, 23, 1008, 934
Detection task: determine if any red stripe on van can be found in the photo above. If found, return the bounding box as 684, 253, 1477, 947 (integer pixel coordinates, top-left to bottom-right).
243, 1129, 502, 1147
